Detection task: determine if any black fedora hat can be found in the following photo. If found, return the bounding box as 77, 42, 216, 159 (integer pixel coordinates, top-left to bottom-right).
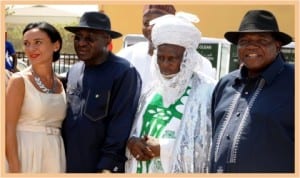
65, 11, 122, 39
224, 10, 292, 46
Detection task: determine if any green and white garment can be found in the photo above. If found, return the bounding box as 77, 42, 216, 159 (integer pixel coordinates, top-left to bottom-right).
125, 73, 215, 173
137, 86, 190, 173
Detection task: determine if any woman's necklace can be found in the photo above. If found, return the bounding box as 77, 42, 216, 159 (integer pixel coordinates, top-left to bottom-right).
31, 67, 57, 94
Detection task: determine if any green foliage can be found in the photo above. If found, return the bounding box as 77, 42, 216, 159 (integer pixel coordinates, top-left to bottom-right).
6, 22, 78, 54
55, 22, 77, 54
6, 24, 26, 51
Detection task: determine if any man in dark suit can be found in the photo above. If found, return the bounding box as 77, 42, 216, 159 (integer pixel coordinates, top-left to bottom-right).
62, 11, 142, 173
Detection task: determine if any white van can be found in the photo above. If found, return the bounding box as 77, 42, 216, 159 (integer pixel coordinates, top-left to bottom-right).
122, 34, 147, 48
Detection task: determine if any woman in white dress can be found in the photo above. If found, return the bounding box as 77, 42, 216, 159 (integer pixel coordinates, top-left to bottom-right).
125, 13, 216, 173
6, 22, 66, 173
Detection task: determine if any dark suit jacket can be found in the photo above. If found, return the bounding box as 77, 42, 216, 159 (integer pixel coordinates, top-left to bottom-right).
62, 53, 141, 173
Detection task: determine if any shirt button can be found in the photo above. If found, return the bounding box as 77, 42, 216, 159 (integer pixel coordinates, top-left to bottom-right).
245, 91, 249, 95
226, 134, 230, 140
236, 112, 240, 117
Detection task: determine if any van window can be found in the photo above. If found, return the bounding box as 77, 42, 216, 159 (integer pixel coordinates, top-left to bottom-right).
123, 34, 147, 48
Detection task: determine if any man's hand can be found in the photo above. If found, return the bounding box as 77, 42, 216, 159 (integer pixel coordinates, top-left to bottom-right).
144, 135, 160, 157
127, 136, 156, 161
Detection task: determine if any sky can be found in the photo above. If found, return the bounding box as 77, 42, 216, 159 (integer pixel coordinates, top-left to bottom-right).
10, 4, 99, 16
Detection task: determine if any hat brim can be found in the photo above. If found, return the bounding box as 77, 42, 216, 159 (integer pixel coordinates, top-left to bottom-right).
224, 30, 292, 46
64, 26, 122, 39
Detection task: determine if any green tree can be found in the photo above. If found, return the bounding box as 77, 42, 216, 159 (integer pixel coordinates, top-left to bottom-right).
6, 22, 77, 54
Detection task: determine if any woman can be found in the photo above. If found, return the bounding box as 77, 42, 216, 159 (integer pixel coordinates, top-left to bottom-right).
6, 22, 66, 173
125, 13, 216, 173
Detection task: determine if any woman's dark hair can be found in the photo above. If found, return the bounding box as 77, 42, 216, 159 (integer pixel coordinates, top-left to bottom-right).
23, 21, 62, 62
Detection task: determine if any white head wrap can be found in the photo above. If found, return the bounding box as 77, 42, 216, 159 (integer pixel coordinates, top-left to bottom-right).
151, 12, 201, 50
150, 12, 204, 107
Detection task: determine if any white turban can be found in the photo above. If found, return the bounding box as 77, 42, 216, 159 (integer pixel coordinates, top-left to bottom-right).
149, 12, 204, 107
151, 12, 201, 50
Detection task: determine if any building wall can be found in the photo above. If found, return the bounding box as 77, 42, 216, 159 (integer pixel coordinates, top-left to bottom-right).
6, 16, 79, 24
99, 3, 295, 53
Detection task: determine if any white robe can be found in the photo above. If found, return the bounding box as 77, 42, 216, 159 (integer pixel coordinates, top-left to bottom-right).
117, 42, 155, 91
125, 72, 215, 173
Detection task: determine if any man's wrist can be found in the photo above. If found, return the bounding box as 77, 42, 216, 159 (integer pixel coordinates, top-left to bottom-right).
127, 136, 138, 148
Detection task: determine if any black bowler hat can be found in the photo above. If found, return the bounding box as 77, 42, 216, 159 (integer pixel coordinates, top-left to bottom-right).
65, 11, 122, 39
224, 10, 292, 46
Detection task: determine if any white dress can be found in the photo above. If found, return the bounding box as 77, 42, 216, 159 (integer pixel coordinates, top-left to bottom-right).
9, 71, 67, 173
